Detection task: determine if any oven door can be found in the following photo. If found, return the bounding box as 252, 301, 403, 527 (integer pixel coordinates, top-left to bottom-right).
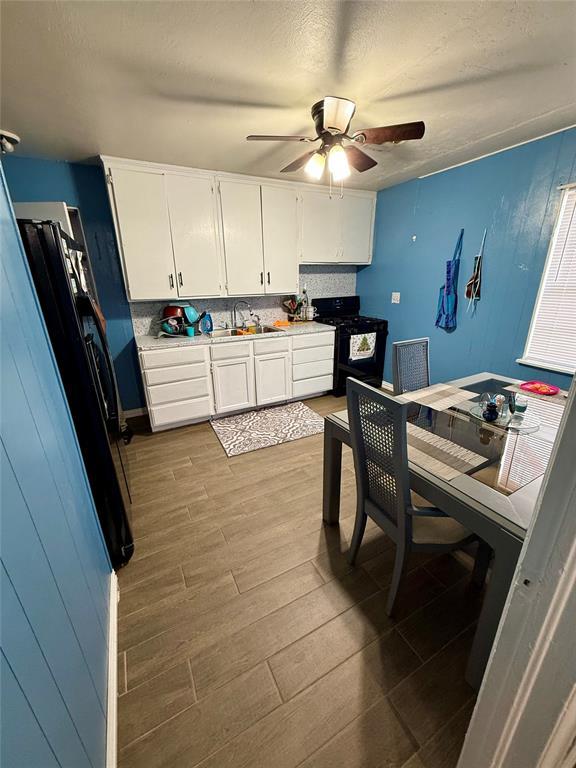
334, 325, 388, 394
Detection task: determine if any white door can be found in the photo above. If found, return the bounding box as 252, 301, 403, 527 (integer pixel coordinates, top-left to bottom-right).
109, 168, 177, 300
300, 189, 342, 264
340, 195, 375, 264
261, 185, 298, 294
218, 180, 264, 295
212, 358, 256, 414
255, 353, 291, 405
13, 202, 73, 237
165, 174, 223, 298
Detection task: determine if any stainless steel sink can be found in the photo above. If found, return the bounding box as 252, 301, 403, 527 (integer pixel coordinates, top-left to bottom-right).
209, 328, 244, 338
253, 326, 284, 335
209, 325, 283, 338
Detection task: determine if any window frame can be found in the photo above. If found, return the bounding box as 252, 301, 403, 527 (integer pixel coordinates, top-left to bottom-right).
517, 185, 576, 376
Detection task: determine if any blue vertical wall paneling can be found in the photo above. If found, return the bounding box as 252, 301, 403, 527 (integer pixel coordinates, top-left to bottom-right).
1, 155, 144, 410
1, 568, 92, 768
1, 166, 111, 767
357, 128, 576, 388
1, 654, 61, 768
1, 254, 110, 631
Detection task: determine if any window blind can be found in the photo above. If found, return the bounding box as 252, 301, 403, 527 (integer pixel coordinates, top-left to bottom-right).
522, 187, 576, 374
497, 398, 562, 493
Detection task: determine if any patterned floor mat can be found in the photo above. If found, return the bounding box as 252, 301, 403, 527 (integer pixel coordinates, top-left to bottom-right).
211, 401, 325, 456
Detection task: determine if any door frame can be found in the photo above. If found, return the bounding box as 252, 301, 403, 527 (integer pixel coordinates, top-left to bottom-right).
458, 376, 576, 768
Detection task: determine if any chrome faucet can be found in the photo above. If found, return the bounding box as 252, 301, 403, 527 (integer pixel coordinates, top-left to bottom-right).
232, 300, 255, 329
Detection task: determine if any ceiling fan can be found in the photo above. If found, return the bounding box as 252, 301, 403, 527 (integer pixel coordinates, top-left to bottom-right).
247, 96, 425, 181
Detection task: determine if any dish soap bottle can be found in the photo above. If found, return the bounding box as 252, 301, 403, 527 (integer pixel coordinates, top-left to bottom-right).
199, 313, 213, 335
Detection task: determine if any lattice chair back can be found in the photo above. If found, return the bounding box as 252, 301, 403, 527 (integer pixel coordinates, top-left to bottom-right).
347, 378, 411, 534
392, 338, 430, 395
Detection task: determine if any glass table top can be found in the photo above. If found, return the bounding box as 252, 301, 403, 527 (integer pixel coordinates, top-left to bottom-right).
332, 378, 565, 497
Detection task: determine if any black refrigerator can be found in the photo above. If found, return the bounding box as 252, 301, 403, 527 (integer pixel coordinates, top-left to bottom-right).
18, 219, 134, 570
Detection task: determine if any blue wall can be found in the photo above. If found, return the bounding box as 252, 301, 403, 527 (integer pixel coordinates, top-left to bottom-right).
1, 167, 112, 765
2, 156, 144, 410
358, 128, 576, 389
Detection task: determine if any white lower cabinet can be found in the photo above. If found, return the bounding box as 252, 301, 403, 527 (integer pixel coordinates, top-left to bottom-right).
255, 353, 291, 405
139, 344, 214, 431
138, 331, 335, 429
253, 336, 291, 406
212, 357, 256, 414
150, 397, 213, 429
292, 375, 334, 398
291, 332, 335, 397
211, 342, 255, 414
147, 378, 210, 406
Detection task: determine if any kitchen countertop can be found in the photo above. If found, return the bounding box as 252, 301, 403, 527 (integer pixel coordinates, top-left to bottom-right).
136, 322, 335, 351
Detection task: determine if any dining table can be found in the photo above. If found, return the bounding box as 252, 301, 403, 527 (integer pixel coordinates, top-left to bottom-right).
322, 372, 567, 689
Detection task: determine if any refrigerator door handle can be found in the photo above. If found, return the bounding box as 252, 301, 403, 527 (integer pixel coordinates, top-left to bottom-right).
77, 293, 120, 428
85, 334, 110, 421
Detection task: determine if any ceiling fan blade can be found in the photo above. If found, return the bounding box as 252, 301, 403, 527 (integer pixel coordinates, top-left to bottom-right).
246, 134, 314, 142
353, 121, 425, 145
281, 151, 318, 173
344, 145, 378, 172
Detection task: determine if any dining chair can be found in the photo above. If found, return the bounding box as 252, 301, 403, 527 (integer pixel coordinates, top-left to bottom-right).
392, 337, 430, 395
346, 377, 477, 616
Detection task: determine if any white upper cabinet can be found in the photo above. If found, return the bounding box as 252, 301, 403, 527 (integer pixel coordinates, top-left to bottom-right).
218, 179, 264, 296
109, 168, 177, 300
103, 156, 376, 299
300, 189, 342, 264
300, 188, 374, 265
166, 174, 223, 298
340, 195, 375, 264
261, 185, 299, 294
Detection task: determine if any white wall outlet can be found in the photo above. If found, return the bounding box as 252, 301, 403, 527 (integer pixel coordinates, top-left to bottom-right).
391, 292, 401, 304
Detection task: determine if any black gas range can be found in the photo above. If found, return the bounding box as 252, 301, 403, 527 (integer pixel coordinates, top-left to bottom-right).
312, 296, 388, 396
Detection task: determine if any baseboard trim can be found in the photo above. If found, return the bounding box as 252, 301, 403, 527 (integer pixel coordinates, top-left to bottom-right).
106, 572, 118, 768
123, 407, 147, 418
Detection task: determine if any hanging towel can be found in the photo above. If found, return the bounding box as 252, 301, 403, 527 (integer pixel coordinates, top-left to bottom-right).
465, 228, 487, 313
435, 229, 463, 333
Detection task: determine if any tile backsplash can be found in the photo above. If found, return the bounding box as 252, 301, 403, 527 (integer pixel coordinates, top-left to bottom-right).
130, 265, 357, 336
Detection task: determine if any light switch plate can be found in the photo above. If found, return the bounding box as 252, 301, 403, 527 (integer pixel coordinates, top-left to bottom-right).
391, 292, 400, 304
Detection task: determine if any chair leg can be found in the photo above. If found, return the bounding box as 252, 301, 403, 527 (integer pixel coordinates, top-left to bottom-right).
347, 508, 367, 566
386, 541, 408, 617
471, 540, 493, 589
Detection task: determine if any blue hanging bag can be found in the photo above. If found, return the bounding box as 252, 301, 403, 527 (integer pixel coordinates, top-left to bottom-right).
435, 229, 463, 332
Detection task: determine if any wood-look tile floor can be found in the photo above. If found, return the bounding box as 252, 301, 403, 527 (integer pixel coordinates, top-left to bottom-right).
118, 395, 480, 768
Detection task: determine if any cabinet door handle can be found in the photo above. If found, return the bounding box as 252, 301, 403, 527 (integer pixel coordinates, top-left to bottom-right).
267, 272, 270, 285
178, 272, 183, 287
169, 273, 174, 289
260, 272, 264, 285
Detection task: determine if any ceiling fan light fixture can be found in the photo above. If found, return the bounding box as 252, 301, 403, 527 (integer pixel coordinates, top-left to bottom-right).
322, 96, 356, 134
328, 144, 350, 182
0, 129, 20, 154
305, 151, 325, 180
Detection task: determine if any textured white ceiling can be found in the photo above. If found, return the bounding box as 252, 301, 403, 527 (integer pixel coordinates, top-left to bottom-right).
1, 1, 575, 190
